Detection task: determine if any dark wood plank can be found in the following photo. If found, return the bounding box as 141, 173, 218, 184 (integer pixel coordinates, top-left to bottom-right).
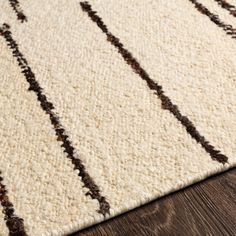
72, 168, 236, 236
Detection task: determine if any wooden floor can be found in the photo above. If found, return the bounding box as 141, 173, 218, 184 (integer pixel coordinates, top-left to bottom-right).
72, 168, 236, 236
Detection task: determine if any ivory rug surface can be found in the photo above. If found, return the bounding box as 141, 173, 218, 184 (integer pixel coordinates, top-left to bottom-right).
0, 0, 236, 235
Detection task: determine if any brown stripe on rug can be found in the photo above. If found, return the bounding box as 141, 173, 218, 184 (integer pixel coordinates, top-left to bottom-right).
0, 171, 27, 236
0, 23, 110, 216
188, 0, 236, 38
8, 0, 27, 22
80, 1, 228, 164
214, 0, 236, 17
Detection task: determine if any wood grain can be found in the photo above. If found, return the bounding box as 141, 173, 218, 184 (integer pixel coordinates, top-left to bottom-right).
72, 168, 236, 236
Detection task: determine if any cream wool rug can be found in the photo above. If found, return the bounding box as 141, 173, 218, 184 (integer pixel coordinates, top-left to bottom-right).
0, 0, 236, 235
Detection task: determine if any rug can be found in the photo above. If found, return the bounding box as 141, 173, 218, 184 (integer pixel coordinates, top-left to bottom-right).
0, 0, 236, 235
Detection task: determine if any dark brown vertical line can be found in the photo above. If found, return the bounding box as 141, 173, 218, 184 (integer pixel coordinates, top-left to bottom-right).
0, 171, 27, 236
8, 0, 27, 23
188, 0, 236, 38
80, 1, 228, 164
214, 0, 236, 17
0, 23, 110, 216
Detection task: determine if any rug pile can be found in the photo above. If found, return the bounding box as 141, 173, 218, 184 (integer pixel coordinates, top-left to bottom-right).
0, 0, 236, 235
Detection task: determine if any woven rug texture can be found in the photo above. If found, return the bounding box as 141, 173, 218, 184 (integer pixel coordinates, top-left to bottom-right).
0, 0, 236, 235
